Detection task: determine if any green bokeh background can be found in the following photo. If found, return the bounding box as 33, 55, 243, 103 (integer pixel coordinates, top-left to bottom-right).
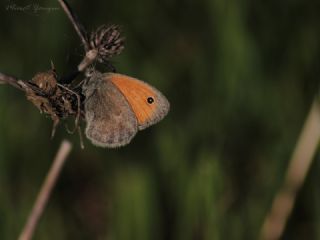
1, 0, 320, 239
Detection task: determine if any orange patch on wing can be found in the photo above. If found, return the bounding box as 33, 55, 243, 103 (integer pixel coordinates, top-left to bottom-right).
107, 73, 157, 125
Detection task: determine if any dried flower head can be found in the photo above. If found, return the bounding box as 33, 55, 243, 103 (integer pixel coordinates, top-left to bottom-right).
89, 25, 125, 63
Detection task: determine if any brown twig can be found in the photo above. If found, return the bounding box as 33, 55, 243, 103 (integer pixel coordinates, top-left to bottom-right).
77, 49, 98, 72
0, 72, 25, 91
260, 99, 320, 240
18, 140, 72, 240
56, 0, 96, 83
57, 0, 89, 51
0, 72, 46, 96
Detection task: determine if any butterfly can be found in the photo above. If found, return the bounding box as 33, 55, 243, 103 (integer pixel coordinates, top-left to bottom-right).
82, 71, 170, 148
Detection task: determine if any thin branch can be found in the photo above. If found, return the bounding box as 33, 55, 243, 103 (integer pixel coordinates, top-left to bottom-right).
0, 72, 25, 91
57, 1, 124, 83
18, 140, 73, 240
78, 49, 98, 72
0, 72, 47, 97
57, 0, 89, 51
260, 99, 320, 240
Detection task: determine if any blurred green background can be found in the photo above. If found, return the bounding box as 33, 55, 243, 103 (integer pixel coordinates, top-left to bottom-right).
1, 0, 320, 239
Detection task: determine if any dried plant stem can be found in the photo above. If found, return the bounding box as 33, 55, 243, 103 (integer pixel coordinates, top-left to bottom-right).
78, 49, 98, 72
0, 72, 25, 91
18, 140, 72, 240
57, 0, 89, 51
260, 99, 320, 240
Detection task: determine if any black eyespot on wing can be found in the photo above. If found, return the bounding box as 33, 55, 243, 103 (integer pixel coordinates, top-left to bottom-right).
147, 97, 154, 104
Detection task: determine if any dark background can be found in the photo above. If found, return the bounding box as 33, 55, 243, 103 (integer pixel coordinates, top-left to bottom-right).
0, 0, 320, 239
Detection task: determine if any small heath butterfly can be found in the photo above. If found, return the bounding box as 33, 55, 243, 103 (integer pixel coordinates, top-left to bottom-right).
82, 71, 170, 148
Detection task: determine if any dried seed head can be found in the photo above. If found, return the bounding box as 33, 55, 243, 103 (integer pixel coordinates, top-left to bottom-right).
89, 25, 125, 63
31, 71, 58, 95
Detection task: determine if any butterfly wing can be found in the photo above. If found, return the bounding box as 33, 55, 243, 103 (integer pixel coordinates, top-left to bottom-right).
105, 73, 170, 130
83, 73, 138, 148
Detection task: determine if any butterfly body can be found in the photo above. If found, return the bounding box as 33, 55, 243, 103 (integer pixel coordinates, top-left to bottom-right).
82, 72, 169, 148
